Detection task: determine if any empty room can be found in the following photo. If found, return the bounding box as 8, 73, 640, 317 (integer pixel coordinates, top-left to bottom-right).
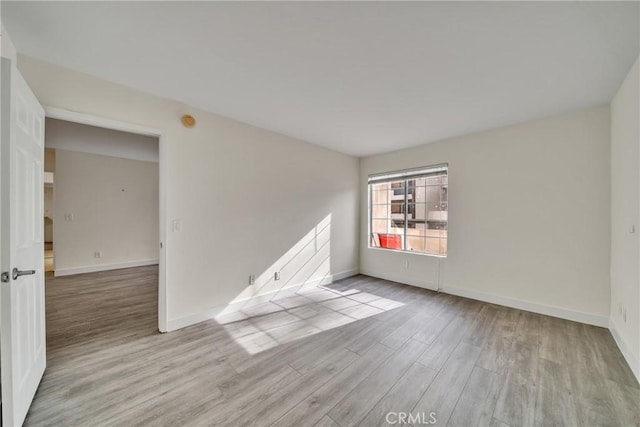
0, 2, 638, 426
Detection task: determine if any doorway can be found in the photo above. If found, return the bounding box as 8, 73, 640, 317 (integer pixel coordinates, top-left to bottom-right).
43, 117, 162, 346
43, 108, 168, 333
44, 148, 55, 272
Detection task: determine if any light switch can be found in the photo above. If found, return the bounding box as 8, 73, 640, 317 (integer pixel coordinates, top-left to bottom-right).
171, 219, 182, 232
64, 213, 74, 221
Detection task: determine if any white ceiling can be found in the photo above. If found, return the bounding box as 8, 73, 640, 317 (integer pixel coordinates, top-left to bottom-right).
3, 2, 639, 157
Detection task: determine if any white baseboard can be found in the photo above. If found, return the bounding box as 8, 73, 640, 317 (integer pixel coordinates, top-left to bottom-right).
360, 268, 438, 292
609, 318, 640, 384
361, 270, 608, 328
167, 268, 359, 332
54, 259, 159, 277
440, 284, 609, 327
331, 268, 360, 281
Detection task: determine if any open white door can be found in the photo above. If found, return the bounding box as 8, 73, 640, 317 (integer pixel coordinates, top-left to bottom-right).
1, 58, 46, 426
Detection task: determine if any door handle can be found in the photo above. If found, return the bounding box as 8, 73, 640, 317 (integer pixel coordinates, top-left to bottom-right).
12, 268, 36, 280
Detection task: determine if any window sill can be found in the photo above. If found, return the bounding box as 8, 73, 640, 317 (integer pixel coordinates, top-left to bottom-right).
367, 246, 447, 259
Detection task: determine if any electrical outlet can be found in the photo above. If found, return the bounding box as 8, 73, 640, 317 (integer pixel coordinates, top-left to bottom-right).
274, 271, 280, 281
94, 251, 102, 259
64, 213, 74, 221
249, 275, 255, 285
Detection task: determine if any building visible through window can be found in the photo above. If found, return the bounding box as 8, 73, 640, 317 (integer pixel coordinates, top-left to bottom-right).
369, 164, 448, 256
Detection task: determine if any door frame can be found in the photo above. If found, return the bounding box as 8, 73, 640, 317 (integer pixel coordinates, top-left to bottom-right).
43, 106, 169, 333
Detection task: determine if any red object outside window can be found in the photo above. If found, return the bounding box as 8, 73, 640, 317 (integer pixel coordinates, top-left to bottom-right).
378, 233, 402, 249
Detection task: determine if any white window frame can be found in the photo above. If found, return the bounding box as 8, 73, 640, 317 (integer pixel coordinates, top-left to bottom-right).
368, 164, 448, 257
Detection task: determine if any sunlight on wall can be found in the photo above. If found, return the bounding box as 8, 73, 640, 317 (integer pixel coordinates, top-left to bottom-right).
211, 213, 405, 355
217, 214, 333, 317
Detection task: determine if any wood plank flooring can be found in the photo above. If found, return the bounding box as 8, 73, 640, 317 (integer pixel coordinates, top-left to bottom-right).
26, 267, 639, 426
44, 242, 54, 272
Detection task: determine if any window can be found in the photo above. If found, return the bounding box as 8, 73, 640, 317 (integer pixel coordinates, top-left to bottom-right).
369, 164, 448, 256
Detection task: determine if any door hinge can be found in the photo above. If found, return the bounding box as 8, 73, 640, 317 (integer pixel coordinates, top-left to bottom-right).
1, 272, 9, 283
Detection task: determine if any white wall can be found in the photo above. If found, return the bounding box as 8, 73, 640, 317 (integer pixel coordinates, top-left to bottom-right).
18, 55, 360, 328
610, 57, 640, 381
46, 118, 159, 162
1, 23, 17, 62
361, 105, 611, 326
53, 149, 159, 275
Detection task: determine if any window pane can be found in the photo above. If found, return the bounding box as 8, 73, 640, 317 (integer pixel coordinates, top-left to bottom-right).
407, 219, 427, 230
372, 233, 402, 248
371, 182, 389, 191
389, 180, 405, 196
439, 237, 448, 255
406, 180, 415, 198
371, 204, 391, 219
425, 175, 444, 186
406, 236, 425, 252
412, 177, 426, 187
390, 200, 404, 214
407, 224, 425, 237
426, 202, 447, 230
424, 185, 443, 203
412, 185, 426, 204
390, 220, 405, 232
371, 219, 390, 234
380, 233, 403, 249
407, 203, 426, 221
423, 237, 446, 255
371, 189, 388, 204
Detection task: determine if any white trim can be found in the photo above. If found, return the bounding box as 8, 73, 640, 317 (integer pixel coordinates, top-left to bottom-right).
609, 318, 640, 384
360, 268, 439, 292
43, 106, 169, 332
54, 259, 159, 277
166, 268, 359, 332
324, 268, 359, 282
440, 284, 609, 327
45, 107, 161, 137
366, 246, 447, 259
368, 163, 448, 183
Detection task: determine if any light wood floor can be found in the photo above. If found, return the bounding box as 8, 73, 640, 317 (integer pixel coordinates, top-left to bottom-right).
26, 266, 639, 426
44, 242, 53, 272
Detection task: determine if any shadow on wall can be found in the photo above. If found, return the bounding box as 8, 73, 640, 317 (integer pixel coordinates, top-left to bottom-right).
210, 214, 405, 355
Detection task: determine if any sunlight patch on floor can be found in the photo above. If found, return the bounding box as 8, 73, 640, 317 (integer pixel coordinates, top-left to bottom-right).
216, 286, 405, 355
